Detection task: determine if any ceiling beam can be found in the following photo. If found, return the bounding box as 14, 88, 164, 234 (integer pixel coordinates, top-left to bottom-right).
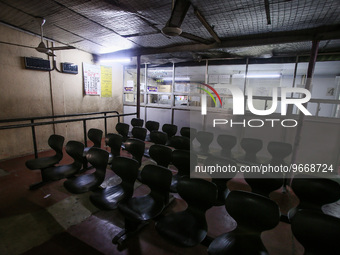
100, 25, 340, 59
194, 9, 221, 43
264, 0, 271, 25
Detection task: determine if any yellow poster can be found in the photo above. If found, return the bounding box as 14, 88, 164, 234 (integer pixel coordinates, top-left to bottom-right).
100, 65, 112, 97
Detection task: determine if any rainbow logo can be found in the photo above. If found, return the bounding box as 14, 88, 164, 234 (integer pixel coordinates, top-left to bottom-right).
197, 83, 222, 115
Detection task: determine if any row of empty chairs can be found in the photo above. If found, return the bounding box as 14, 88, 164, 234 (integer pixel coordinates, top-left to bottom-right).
24, 123, 340, 254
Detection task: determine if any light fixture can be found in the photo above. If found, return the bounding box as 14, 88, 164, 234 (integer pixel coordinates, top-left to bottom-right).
99, 57, 131, 63
163, 77, 190, 81
246, 74, 281, 78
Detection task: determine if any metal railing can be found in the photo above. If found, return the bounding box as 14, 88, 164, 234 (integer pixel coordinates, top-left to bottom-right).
0, 111, 137, 158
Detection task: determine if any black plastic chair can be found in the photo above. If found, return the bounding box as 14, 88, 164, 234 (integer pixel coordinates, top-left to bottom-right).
64, 147, 109, 194
116, 122, 130, 141
196, 131, 214, 154
145, 120, 159, 132
124, 138, 145, 166
112, 164, 172, 246
149, 144, 173, 168
83, 128, 103, 169
25, 134, 65, 190
240, 138, 263, 163
90, 157, 140, 210
217, 134, 237, 158
145, 120, 160, 141
180, 127, 197, 142
208, 190, 280, 255
291, 209, 340, 255
168, 135, 191, 150
288, 174, 340, 219
131, 118, 144, 127
170, 149, 197, 193
162, 124, 178, 139
131, 127, 147, 141
267, 141, 292, 166
156, 177, 217, 247
150, 131, 168, 145
42, 140, 84, 182
205, 155, 238, 205
106, 133, 123, 165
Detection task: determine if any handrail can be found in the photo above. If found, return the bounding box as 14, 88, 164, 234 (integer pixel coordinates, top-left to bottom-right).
0, 113, 135, 130
0, 110, 121, 123
0, 111, 137, 159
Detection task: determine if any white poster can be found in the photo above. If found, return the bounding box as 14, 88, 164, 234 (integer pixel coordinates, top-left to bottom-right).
83, 63, 101, 95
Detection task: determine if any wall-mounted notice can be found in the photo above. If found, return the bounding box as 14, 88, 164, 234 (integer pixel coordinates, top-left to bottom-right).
101, 65, 112, 97
124, 80, 134, 92
83, 63, 101, 95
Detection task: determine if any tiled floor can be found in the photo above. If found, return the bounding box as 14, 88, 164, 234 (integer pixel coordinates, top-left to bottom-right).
0, 143, 339, 255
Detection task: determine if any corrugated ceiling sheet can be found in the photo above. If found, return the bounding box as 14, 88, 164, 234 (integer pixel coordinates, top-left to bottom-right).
192, 0, 340, 38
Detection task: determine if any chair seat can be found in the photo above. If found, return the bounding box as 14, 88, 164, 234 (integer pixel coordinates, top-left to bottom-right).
208, 233, 267, 255
90, 185, 128, 210
156, 211, 207, 247
118, 195, 165, 221
64, 174, 103, 194
25, 156, 60, 170
42, 164, 79, 181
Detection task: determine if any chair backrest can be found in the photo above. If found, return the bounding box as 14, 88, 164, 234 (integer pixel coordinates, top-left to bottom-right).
177, 177, 217, 212
291, 174, 340, 210
150, 131, 168, 145
180, 127, 197, 141
162, 124, 178, 138
131, 126, 147, 141
240, 138, 263, 163
111, 156, 139, 185
196, 131, 214, 153
149, 144, 173, 167
267, 141, 292, 165
131, 118, 144, 127
88, 128, 103, 148
226, 190, 280, 233
172, 149, 197, 176
48, 134, 65, 160
86, 147, 109, 180
291, 210, 340, 254
115, 122, 129, 140
124, 138, 145, 165
141, 164, 172, 204
65, 140, 84, 169
105, 133, 123, 157
217, 134, 237, 158
145, 120, 160, 132
168, 136, 190, 150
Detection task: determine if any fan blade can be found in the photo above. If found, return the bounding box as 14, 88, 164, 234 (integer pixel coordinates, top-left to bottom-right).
46, 51, 56, 57
168, 0, 191, 28
180, 32, 212, 44
49, 46, 76, 51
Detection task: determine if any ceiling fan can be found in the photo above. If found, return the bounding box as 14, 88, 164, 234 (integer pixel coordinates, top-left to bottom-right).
161, 0, 214, 44
35, 17, 75, 56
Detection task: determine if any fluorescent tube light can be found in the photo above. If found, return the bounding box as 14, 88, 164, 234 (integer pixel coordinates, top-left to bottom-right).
163, 77, 190, 81
100, 58, 131, 63
246, 74, 281, 78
